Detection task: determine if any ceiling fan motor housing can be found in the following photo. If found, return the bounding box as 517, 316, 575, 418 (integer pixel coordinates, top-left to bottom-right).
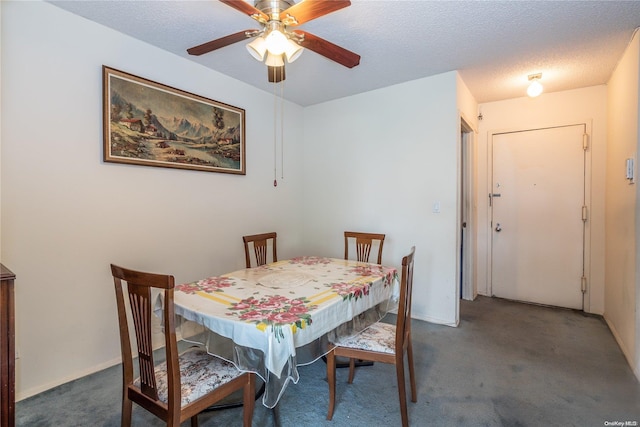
255, 0, 296, 22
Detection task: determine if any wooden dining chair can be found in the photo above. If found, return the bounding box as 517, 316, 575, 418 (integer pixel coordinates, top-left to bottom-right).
326, 246, 417, 427
111, 264, 255, 427
340, 231, 386, 369
344, 231, 386, 264
242, 232, 277, 268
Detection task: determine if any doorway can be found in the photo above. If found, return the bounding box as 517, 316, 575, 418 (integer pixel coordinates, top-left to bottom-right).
490, 124, 588, 310
460, 119, 475, 301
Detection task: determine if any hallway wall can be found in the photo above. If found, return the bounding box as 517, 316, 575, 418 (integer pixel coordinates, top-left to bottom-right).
302, 72, 477, 326
476, 86, 608, 314
606, 29, 640, 378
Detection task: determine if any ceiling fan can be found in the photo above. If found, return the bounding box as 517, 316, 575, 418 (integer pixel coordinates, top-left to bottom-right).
187, 0, 361, 83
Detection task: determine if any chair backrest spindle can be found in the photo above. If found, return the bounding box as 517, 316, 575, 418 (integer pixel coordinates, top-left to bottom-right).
243, 232, 277, 268
344, 231, 386, 264
128, 286, 158, 399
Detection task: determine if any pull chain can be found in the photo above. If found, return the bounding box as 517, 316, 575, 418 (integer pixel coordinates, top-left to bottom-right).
272, 67, 285, 187
280, 77, 284, 181
273, 67, 278, 187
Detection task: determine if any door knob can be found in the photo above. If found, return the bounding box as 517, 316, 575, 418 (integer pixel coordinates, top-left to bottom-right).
495, 223, 502, 232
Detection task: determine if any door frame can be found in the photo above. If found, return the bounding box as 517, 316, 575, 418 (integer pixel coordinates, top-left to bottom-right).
486, 120, 593, 312
460, 118, 476, 301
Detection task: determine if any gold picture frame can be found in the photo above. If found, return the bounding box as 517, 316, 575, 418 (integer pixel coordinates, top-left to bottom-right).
103, 66, 245, 174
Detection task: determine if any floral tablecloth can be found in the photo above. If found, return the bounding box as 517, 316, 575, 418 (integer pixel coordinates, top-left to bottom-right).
169, 256, 398, 407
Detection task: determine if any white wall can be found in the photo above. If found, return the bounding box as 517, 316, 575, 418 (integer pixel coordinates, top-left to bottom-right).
301, 72, 462, 326
606, 29, 639, 378
457, 73, 479, 131
1, 1, 305, 399
476, 86, 608, 315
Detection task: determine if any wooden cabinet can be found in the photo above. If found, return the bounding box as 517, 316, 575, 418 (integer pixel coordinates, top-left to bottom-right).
0, 264, 15, 427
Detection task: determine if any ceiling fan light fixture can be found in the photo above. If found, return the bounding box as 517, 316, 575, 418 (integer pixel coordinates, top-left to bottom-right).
265, 52, 285, 67
265, 29, 288, 55
246, 36, 267, 61
283, 38, 303, 63
527, 73, 543, 98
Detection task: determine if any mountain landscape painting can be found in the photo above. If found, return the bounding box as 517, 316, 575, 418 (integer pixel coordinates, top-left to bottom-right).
103, 66, 245, 174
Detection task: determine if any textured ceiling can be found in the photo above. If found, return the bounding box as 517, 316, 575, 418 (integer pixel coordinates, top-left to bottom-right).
49, 0, 640, 107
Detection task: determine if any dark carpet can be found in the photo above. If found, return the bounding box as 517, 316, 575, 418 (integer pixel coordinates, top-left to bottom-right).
16, 296, 640, 426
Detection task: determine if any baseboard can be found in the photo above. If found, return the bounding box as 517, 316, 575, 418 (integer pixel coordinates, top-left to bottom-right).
411, 311, 458, 327
16, 356, 122, 402
603, 314, 640, 382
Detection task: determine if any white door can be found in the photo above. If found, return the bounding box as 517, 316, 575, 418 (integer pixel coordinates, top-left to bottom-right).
491, 125, 586, 309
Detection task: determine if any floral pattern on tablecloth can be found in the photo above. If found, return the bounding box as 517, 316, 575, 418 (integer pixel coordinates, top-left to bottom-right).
349, 264, 385, 277
175, 258, 397, 340
330, 281, 371, 300
227, 294, 316, 339
329, 266, 395, 301
288, 256, 333, 265
176, 276, 235, 294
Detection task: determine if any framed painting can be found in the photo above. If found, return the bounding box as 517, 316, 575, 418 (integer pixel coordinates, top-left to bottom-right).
103, 66, 245, 174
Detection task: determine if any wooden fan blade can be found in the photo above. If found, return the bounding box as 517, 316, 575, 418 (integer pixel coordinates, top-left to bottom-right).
187, 30, 254, 56
268, 65, 286, 83
295, 30, 360, 68
282, 0, 351, 26
220, 0, 269, 23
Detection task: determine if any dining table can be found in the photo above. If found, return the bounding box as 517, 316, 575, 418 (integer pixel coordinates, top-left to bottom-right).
161, 256, 399, 409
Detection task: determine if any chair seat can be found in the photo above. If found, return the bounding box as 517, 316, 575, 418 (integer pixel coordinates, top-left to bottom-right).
134, 348, 243, 406
334, 321, 396, 354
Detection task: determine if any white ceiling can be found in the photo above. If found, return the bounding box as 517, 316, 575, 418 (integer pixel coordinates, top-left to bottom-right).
49, 0, 640, 107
